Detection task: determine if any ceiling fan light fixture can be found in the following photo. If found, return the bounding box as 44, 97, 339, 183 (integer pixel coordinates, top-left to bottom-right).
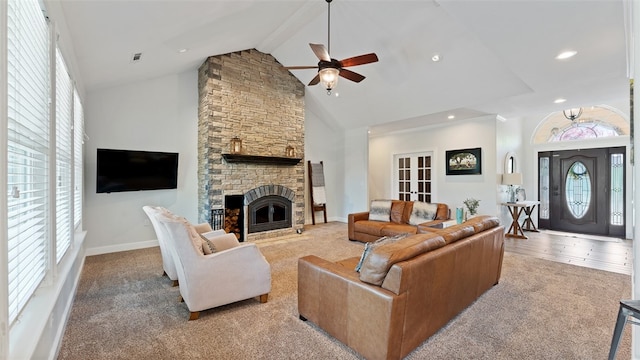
319, 67, 340, 95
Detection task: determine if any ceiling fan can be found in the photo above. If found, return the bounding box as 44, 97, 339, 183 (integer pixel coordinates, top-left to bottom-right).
284, 0, 379, 95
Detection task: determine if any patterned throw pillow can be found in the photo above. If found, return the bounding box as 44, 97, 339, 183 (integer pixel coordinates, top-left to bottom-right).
200, 233, 240, 255
408, 201, 438, 225
369, 200, 393, 222
355, 233, 409, 272
201, 235, 215, 255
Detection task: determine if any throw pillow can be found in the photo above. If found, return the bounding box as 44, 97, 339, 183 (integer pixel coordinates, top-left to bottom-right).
200, 233, 240, 255
355, 233, 409, 272
408, 201, 438, 225
355, 242, 372, 272
201, 235, 215, 255
369, 200, 393, 222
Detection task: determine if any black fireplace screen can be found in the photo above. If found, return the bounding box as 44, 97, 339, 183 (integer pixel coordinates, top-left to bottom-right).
248, 195, 292, 233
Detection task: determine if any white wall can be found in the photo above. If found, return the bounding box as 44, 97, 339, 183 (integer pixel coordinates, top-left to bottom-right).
304, 94, 344, 223
84, 71, 199, 254
342, 127, 369, 219
368, 116, 498, 217
496, 116, 524, 226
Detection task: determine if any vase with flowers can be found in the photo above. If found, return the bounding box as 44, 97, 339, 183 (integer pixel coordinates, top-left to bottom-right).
463, 198, 480, 220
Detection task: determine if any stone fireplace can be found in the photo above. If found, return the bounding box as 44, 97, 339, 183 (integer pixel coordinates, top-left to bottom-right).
197, 49, 305, 241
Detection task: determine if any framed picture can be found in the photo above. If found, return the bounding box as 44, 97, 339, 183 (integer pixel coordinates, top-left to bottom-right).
446, 147, 482, 175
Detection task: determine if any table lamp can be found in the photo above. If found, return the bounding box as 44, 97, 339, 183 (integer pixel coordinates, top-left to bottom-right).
502, 173, 523, 203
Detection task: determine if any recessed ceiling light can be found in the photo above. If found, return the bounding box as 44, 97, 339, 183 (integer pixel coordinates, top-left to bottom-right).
432, 54, 441, 62
447, 115, 455, 119
554, 98, 567, 104
130, 52, 142, 63
178, 48, 188, 53
555, 50, 577, 60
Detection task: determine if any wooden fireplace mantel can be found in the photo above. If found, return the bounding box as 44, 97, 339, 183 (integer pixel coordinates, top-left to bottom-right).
221, 153, 302, 165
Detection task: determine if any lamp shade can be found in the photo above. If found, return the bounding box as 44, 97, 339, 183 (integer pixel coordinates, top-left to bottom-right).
502, 172, 523, 186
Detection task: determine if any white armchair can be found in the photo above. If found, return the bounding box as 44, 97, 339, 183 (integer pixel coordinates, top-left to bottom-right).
143, 206, 223, 286
158, 216, 272, 320
143, 206, 179, 285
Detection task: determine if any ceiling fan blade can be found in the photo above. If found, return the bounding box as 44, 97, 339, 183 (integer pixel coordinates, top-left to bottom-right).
308, 74, 320, 86
339, 69, 366, 83
310, 43, 331, 62
284, 65, 318, 70
339, 53, 379, 68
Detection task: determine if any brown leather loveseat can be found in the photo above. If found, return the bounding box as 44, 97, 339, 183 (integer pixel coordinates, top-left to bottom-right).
348, 200, 450, 242
298, 215, 504, 360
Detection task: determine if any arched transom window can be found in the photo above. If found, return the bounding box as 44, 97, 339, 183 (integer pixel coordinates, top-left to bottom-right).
532, 105, 629, 144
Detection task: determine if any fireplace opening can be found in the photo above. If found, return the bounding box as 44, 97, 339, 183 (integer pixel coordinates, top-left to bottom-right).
224, 195, 244, 242
248, 195, 292, 234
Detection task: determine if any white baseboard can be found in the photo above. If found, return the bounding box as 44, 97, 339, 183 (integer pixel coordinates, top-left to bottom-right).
85, 239, 159, 256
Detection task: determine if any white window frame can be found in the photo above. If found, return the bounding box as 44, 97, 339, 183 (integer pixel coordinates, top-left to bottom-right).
1, 1, 86, 357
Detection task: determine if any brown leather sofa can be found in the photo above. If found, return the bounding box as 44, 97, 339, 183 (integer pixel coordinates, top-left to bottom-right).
348, 200, 450, 242
298, 215, 504, 360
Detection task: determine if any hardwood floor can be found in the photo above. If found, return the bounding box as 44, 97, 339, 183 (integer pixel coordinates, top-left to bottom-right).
504, 230, 633, 275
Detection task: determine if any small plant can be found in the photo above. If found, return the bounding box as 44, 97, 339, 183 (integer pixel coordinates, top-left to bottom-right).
463, 198, 480, 216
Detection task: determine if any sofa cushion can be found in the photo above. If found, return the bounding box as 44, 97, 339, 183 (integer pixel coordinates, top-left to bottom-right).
355, 234, 409, 272
408, 201, 439, 225
369, 200, 393, 222
419, 223, 475, 244
435, 203, 449, 220
465, 215, 500, 232
401, 202, 414, 224
381, 224, 418, 237
354, 220, 388, 237
390, 200, 406, 223
359, 233, 446, 285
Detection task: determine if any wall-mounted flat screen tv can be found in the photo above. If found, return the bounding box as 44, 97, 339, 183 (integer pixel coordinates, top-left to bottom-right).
96, 148, 179, 193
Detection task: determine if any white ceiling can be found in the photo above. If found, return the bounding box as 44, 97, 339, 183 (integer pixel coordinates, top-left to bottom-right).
58, 0, 631, 133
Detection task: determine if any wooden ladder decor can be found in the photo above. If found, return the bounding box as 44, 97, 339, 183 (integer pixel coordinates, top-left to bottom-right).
308, 160, 328, 225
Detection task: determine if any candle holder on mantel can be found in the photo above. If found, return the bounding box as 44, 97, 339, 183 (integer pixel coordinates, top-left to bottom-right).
285, 145, 295, 158
230, 137, 242, 154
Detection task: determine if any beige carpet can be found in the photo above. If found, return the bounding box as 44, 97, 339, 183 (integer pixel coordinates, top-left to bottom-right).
58, 222, 631, 359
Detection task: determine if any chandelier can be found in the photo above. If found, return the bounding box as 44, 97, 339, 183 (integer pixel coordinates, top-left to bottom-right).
563, 107, 583, 122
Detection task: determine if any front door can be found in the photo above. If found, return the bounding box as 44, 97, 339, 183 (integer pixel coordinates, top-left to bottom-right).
538, 147, 625, 237
394, 152, 433, 202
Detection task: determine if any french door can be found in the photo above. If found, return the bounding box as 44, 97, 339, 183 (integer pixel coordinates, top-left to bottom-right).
538, 147, 625, 237
394, 152, 433, 202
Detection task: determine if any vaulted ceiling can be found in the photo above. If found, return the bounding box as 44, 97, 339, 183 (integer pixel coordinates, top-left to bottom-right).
58, 0, 631, 134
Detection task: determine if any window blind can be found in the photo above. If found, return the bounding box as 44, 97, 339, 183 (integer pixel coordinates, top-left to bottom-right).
55, 48, 72, 263
6, 0, 50, 325
73, 90, 83, 228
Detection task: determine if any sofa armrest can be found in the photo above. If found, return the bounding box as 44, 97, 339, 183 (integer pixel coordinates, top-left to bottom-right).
348, 212, 370, 239
298, 255, 406, 360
